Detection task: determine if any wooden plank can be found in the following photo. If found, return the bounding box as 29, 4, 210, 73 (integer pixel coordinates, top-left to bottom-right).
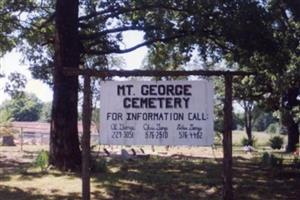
63, 68, 254, 78
223, 74, 233, 200
82, 75, 92, 200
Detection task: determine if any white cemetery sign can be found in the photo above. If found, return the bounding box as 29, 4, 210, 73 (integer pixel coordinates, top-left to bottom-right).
100, 80, 214, 146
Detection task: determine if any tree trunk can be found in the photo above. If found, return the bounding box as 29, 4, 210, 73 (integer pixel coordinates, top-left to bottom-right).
282, 110, 299, 152
243, 101, 253, 145
49, 0, 81, 171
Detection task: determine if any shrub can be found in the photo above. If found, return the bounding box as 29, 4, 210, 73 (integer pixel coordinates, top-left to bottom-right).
293, 157, 300, 168
241, 136, 257, 147
261, 152, 270, 165
214, 132, 222, 146
266, 123, 279, 134
91, 158, 108, 173
35, 150, 49, 171
269, 154, 283, 167
261, 152, 283, 167
269, 136, 284, 150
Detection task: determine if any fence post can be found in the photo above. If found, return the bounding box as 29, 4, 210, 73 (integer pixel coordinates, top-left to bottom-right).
20, 127, 23, 151
82, 75, 92, 200
223, 74, 233, 200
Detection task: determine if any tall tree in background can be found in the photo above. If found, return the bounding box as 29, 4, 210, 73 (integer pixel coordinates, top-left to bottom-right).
0, 93, 43, 122
232, 76, 261, 145
240, 0, 300, 151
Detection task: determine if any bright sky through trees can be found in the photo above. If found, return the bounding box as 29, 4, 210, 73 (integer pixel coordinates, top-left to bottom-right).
0, 31, 147, 104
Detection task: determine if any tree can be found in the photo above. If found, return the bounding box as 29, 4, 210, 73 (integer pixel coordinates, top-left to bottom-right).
0, 93, 43, 121
232, 76, 262, 145
252, 108, 276, 132
233, 0, 300, 152
49, 0, 81, 171
4, 72, 27, 98
40, 102, 52, 122
3, 0, 298, 170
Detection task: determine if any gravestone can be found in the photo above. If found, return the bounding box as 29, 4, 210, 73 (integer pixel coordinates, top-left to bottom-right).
2, 135, 15, 146
121, 149, 131, 160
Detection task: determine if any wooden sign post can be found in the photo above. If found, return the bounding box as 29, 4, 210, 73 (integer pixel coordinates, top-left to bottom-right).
65, 68, 252, 200
82, 75, 92, 200
223, 74, 233, 200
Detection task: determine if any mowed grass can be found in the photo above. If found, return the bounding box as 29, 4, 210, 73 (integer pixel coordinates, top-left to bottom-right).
232, 130, 287, 147
0, 132, 299, 200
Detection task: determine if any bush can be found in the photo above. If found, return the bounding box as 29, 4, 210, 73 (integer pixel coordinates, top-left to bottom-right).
261, 152, 270, 164
266, 123, 279, 134
35, 150, 49, 171
214, 132, 222, 145
269, 154, 283, 167
293, 157, 300, 168
269, 136, 284, 150
241, 136, 257, 147
91, 158, 108, 173
261, 152, 283, 167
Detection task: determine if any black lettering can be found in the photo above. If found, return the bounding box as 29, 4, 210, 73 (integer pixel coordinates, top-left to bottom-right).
157, 85, 165, 95
175, 85, 183, 95
149, 85, 156, 95
131, 97, 139, 108
141, 85, 148, 95
148, 98, 156, 108
117, 85, 125, 96
184, 84, 192, 95
117, 85, 133, 96
183, 97, 190, 108
174, 98, 182, 108
123, 98, 130, 108
165, 98, 173, 108
166, 85, 175, 96
140, 98, 148, 108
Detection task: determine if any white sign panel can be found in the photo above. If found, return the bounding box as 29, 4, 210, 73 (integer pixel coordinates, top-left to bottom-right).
100, 80, 214, 146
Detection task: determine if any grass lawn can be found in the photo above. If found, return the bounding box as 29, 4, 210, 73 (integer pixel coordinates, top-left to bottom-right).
232, 130, 287, 147
0, 133, 300, 199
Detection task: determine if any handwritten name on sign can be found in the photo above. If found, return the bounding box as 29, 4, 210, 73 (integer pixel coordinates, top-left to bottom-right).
100, 80, 214, 146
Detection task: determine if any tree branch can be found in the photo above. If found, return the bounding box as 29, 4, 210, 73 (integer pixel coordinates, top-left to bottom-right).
80, 25, 157, 40
79, 3, 190, 22
85, 33, 188, 55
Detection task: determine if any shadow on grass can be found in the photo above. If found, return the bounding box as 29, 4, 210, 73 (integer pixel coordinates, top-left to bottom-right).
233, 156, 300, 200
93, 156, 223, 200
0, 185, 82, 200
1, 152, 300, 200
92, 155, 300, 200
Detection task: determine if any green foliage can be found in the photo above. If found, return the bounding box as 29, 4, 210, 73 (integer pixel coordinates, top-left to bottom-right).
4, 72, 27, 98
214, 132, 222, 146
0, 108, 13, 123
0, 93, 43, 121
241, 136, 257, 147
143, 42, 188, 80
266, 123, 279, 134
35, 150, 49, 171
252, 109, 277, 132
269, 136, 284, 150
0, 108, 15, 137
261, 152, 283, 168
91, 158, 108, 173
261, 152, 270, 165
39, 102, 52, 122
